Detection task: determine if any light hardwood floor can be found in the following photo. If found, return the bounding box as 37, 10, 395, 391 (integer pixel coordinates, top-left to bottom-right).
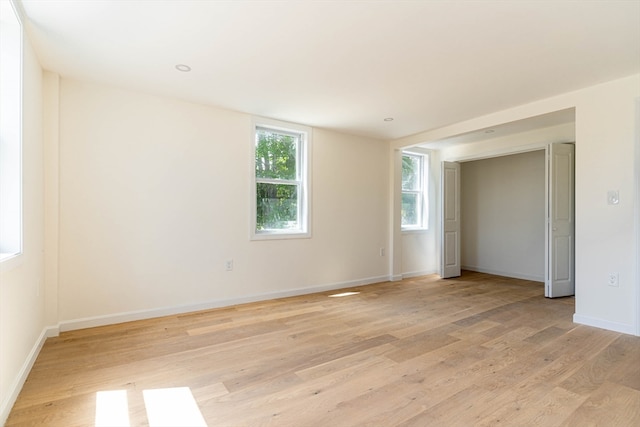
7, 272, 640, 426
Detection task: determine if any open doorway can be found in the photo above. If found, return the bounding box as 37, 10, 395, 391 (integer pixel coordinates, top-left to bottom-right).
441, 144, 575, 300
393, 109, 577, 291
460, 150, 546, 282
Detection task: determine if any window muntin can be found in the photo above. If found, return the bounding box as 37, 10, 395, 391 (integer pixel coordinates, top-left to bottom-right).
252, 123, 310, 239
0, 0, 22, 261
401, 152, 427, 229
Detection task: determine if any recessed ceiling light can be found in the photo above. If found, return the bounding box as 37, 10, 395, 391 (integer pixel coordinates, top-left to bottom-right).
384, 117, 394, 122
175, 64, 191, 72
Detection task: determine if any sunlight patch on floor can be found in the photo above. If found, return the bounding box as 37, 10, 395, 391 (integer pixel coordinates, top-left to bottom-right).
143, 387, 207, 427
95, 390, 130, 427
329, 291, 360, 298
95, 387, 207, 427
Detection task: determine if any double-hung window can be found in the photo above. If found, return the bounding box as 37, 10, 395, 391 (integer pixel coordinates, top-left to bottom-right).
252, 120, 310, 239
0, 0, 22, 261
401, 152, 428, 230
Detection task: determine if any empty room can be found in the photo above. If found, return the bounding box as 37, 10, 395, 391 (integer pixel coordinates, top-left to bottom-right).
1, 0, 639, 425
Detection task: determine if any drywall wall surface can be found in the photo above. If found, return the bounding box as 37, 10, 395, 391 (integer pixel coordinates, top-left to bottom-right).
572, 75, 639, 331
460, 150, 545, 281
43, 71, 60, 327
0, 33, 45, 421
56, 79, 390, 322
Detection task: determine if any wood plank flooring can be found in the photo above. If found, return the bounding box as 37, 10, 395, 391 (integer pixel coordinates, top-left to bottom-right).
7, 272, 640, 426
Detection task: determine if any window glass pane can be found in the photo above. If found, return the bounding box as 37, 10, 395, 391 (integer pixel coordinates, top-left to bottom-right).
401, 193, 419, 226
255, 129, 298, 180
256, 183, 298, 230
0, 0, 22, 257
402, 155, 420, 191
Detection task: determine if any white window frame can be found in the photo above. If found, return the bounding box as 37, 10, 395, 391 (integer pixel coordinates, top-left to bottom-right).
0, 0, 23, 263
401, 150, 429, 231
250, 118, 311, 240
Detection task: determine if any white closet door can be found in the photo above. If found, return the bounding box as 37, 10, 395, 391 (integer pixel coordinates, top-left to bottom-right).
546, 143, 575, 298
441, 161, 461, 278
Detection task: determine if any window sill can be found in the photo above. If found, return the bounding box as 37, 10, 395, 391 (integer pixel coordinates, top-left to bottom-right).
1, 252, 23, 273
1, 252, 19, 262
251, 230, 311, 241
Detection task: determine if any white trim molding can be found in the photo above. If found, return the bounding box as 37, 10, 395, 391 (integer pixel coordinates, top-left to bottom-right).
461, 266, 544, 283
573, 314, 637, 336
0, 326, 57, 425
402, 269, 438, 279
57, 275, 390, 332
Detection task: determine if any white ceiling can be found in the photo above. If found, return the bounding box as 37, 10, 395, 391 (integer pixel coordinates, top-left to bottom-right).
18, 0, 640, 140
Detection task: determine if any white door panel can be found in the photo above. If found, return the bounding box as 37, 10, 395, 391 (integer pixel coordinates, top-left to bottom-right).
441, 161, 461, 278
546, 143, 575, 297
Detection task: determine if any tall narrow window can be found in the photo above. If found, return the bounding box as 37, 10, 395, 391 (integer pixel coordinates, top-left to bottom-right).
401, 152, 428, 229
252, 121, 310, 239
0, 0, 22, 261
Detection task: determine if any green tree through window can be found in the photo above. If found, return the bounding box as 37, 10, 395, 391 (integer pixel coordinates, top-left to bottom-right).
401, 153, 426, 228
255, 128, 301, 231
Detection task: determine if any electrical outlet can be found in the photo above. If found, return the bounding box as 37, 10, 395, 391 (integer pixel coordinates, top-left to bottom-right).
607, 272, 619, 287
225, 259, 234, 271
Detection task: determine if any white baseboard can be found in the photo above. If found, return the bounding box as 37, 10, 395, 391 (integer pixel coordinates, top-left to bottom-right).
0, 326, 58, 425
461, 265, 544, 282
573, 314, 638, 336
58, 275, 391, 332
402, 269, 438, 279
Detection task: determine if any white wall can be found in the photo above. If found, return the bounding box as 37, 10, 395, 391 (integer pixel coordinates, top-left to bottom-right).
393, 73, 640, 336
460, 150, 546, 281
54, 78, 390, 326
573, 77, 638, 333
0, 29, 45, 422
